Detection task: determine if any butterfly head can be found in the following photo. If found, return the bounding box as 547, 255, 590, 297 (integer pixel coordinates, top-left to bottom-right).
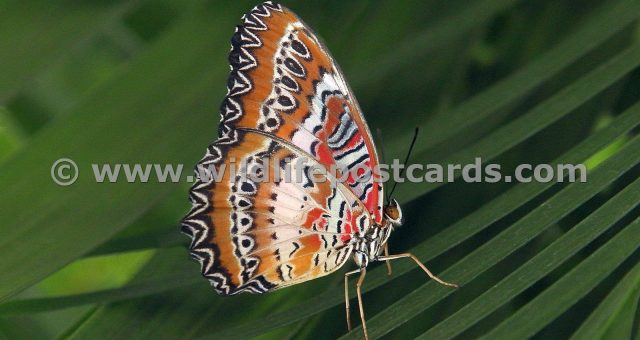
383, 198, 403, 227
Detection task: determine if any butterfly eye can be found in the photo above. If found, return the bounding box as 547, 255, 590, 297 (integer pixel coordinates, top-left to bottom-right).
384, 199, 403, 226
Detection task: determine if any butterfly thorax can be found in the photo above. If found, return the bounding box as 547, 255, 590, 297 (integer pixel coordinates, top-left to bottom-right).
352, 223, 394, 268
351, 199, 404, 268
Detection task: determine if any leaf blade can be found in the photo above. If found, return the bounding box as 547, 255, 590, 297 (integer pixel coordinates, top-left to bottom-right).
0, 1, 242, 302
343, 133, 640, 339
483, 217, 640, 338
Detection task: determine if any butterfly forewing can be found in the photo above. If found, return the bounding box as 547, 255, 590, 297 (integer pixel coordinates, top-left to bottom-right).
221, 2, 383, 220
182, 1, 382, 294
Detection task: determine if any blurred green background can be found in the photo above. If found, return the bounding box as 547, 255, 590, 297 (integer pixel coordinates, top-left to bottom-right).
1, 0, 640, 339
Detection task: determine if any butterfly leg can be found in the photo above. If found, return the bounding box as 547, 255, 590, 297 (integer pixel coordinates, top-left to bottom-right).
383, 243, 392, 276
377, 253, 459, 288
356, 268, 369, 340
344, 268, 361, 331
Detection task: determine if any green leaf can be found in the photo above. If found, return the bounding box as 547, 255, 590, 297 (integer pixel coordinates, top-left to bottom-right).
68, 0, 640, 260
349, 0, 525, 89
483, 217, 640, 338
86, 229, 182, 257
69, 248, 340, 339
571, 261, 640, 339
385, 0, 640, 157
0, 0, 139, 101
0, 0, 250, 302
418, 174, 640, 339
398, 42, 640, 202
206, 101, 640, 338
344, 133, 640, 339
66, 248, 224, 339
2, 0, 640, 338
0, 261, 199, 316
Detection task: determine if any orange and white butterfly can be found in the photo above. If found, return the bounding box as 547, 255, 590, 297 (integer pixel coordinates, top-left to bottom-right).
181, 2, 457, 338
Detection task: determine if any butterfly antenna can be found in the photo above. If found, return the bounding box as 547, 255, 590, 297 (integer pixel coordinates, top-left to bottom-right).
387, 127, 419, 203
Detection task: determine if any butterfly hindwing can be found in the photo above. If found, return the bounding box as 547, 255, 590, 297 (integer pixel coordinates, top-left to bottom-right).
182, 130, 372, 294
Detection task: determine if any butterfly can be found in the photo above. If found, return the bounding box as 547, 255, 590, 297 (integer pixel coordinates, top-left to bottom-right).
181, 2, 457, 338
